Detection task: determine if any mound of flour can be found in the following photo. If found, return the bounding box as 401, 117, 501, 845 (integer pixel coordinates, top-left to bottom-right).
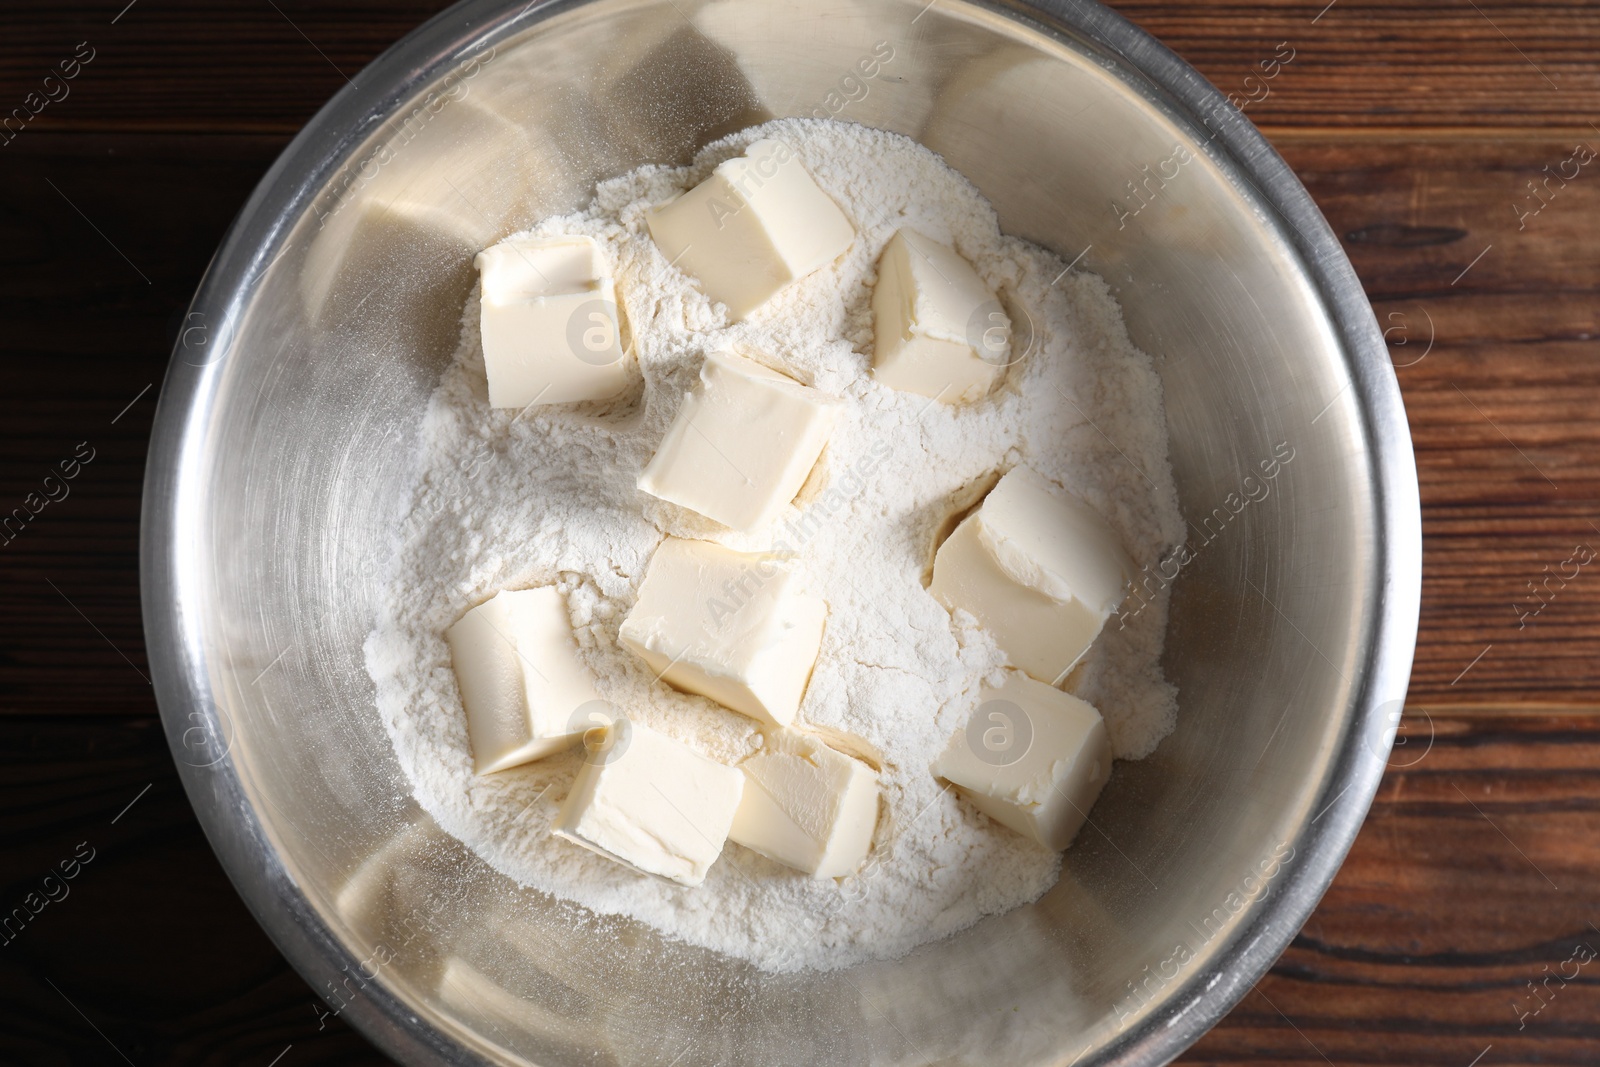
363, 118, 1185, 972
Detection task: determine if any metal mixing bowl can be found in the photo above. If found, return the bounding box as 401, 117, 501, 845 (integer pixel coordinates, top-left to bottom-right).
141, 0, 1421, 1062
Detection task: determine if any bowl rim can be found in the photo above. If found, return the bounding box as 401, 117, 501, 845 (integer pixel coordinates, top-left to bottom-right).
140, 0, 1422, 1063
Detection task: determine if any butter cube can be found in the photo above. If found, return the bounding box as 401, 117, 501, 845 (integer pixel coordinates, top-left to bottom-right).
872, 229, 1008, 404
552, 717, 744, 886
647, 139, 854, 321
619, 537, 826, 728
933, 672, 1113, 851
446, 587, 600, 774
932, 467, 1133, 684
473, 234, 627, 407
729, 732, 879, 878
637, 350, 840, 533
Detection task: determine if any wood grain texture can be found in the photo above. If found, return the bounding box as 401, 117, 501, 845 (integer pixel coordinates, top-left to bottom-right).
0, 133, 280, 716
0, 716, 394, 1065
0, 1, 444, 134
1114, 1, 1600, 129
1188, 712, 1600, 1065
1269, 135, 1600, 706
0, 0, 1596, 1064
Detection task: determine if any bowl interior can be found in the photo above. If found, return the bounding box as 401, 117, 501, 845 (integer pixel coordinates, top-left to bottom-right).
152, 0, 1408, 1063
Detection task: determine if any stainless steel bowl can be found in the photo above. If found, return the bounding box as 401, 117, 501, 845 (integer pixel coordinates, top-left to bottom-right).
141, 0, 1421, 1063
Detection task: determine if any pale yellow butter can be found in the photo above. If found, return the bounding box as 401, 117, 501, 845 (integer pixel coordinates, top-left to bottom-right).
637, 350, 840, 534
729, 731, 879, 878
932, 671, 1113, 851
619, 537, 826, 729
473, 233, 627, 407
552, 717, 745, 887
647, 139, 854, 321
931, 466, 1133, 684
446, 587, 601, 774
872, 228, 1007, 404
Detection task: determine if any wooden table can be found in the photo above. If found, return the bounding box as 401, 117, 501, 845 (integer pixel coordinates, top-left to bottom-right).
2, 2, 1595, 1063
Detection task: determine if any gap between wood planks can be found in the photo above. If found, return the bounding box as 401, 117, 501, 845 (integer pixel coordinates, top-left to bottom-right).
1395, 702, 1600, 718
1259, 124, 1600, 143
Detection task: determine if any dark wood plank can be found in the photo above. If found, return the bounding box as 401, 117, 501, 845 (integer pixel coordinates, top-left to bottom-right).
1186, 711, 1600, 1064
0, 1, 450, 135
1271, 134, 1600, 706
0, 133, 285, 715
0, 715, 395, 1065
1113, 1, 1600, 130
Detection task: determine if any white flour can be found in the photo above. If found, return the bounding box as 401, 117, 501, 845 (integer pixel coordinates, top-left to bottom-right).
363, 118, 1185, 972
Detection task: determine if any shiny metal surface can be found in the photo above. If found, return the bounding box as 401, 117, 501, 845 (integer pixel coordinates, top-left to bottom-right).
140, 0, 1421, 1063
